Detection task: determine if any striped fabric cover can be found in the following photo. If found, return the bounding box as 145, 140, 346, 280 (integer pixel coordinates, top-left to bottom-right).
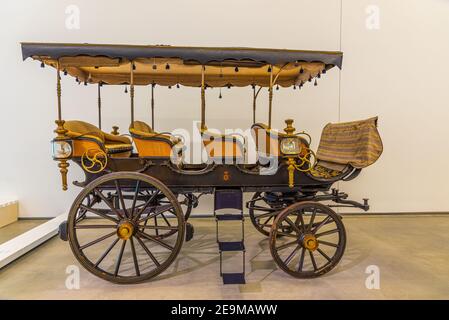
316, 117, 383, 169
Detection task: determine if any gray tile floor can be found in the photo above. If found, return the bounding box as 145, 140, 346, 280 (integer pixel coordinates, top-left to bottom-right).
0, 215, 448, 299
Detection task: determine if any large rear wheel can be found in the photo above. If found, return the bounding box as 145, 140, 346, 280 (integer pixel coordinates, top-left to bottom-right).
67, 172, 185, 284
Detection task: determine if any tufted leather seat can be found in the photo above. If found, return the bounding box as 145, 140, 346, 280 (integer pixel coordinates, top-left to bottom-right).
63, 120, 133, 157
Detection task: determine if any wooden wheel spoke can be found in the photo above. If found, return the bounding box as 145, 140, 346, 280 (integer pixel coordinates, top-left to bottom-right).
275, 231, 298, 238
283, 245, 300, 266
160, 213, 172, 227
318, 240, 338, 248
114, 180, 129, 218
129, 237, 140, 276
135, 203, 174, 225
309, 250, 318, 271
276, 240, 298, 251
141, 225, 178, 231
250, 205, 277, 213
130, 180, 141, 218
137, 231, 174, 251
133, 190, 161, 222
141, 217, 149, 232
296, 210, 306, 232
95, 238, 120, 267
94, 188, 123, 219
255, 212, 277, 221
316, 228, 339, 238
317, 248, 332, 263
135, 235, 161, 267
79, 204, 118, 224
284, 217, 301, 234
312, 216, 333, 234
248, 196, 264, 203
154, 217, 159, 237
75, 224, 116, 229
298, 248, 305, 272
79, 231, 116, 250
307, 208, 317, 232
137, 208, 158, 224
75, 211, 87, 224
262, 215, 274, 225
114, 240, 127, 276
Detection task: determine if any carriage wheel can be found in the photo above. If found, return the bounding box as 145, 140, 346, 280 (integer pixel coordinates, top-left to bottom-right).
248, 192, 284, 236
269, 201, 346, 278
160, 193, 194, 221
67, 172, 185, 284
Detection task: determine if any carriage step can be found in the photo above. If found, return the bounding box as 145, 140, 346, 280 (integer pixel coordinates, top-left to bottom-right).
214, 188, 245, 285
218, 241, 245, 252
214, 188, 243, 211
222, 272, 246, 285
215, 214, 243, 221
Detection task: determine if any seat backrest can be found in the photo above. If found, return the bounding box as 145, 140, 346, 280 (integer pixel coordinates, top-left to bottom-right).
316, 116, 383, 169
129, 120, 175, 157
129, 121, 153, 135
201, 131, 245, 161
251, 123, 280, 157
64, 120, 104, 142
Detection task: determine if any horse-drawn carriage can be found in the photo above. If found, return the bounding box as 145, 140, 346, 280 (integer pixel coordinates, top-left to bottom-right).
21, 43, 382, 284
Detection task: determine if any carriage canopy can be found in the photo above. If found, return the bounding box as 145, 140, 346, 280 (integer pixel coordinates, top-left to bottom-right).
21, 43, 343, 88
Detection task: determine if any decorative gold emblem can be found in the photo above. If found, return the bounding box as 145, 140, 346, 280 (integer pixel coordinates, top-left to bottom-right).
223, 170, 230, 181
81, 149, 108, 173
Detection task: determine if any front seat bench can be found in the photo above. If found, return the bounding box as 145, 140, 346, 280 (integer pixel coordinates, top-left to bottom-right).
63, 120, 133, 157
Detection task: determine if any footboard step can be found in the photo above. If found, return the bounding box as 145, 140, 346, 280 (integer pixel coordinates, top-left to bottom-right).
222, 272, 246, 285
216, 214, 243, 221
218, 241, 245, 252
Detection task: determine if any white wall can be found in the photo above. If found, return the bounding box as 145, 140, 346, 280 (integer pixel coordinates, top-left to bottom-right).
0, 0, 448, 217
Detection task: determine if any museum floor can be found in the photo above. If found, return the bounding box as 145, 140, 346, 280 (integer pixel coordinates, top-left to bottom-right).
0, 215, 448, 300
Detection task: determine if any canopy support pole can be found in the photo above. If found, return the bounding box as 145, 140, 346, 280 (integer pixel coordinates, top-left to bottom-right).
200, 66, 206, 131
130, 62, 135, 124
267, 64, 289, 128
97, 83, 102, 130
54, 61, 69, 191
56, 62, 62, 123
268, 65, 274, 129
252, 85, 262, 125
151, 83, 155, 129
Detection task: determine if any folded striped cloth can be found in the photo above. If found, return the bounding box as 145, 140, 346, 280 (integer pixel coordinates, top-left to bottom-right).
316, 116, 383, 169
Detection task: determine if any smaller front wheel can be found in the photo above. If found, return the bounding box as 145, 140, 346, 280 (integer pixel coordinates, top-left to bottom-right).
269, 202, 346, 278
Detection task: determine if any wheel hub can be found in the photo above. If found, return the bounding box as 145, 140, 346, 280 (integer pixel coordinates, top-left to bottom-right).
302, 234, 318, 251
117, 220, 134, 240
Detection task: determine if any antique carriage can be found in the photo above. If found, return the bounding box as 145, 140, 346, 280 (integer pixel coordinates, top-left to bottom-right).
21, 43, 383, 284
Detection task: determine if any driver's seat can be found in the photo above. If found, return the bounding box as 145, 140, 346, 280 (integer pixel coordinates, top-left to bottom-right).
63, 120, 133, 158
